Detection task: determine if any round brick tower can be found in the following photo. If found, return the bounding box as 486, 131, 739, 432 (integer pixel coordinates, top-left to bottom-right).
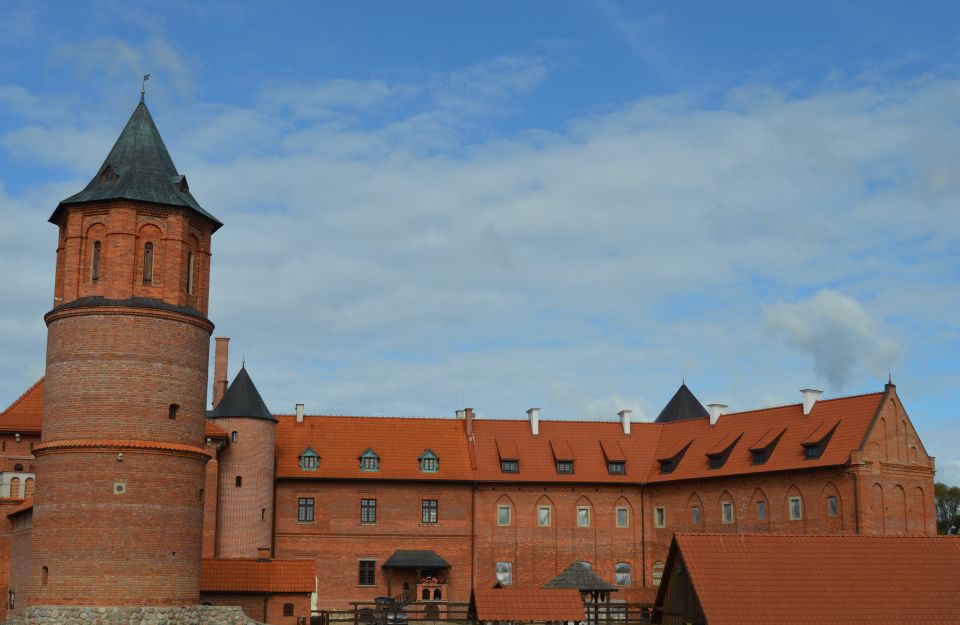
29, 98, 222, 606
209, 366, 277, 558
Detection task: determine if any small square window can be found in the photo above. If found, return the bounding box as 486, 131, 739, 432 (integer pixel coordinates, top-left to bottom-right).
789, 496, 803, 520
556, 461, 574, 474
538, 505, 552, 527
607, 461, 626, 475
691, 505, 701, 525
721, 501, 734, 524
757, 500, 766, 520
577, 506, 591, 527
498, 505, 512, 526
500, 460, 519, 473
495, 561, 513, 585
827, 495, 838, 517
616, 507, 629, 528
653, 506, 665, 528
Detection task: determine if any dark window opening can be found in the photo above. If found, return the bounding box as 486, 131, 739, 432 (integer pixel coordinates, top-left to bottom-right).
231, 431, 238, 442
433, 589, 442, 600
805, 445, 821, 459
143, 242, 154, 285
261, 507, 266, 521
659, 460, 674, 474
607, 461, 626, 475
235, 476, 242, 487
199, 488, 204, 503
359, 560, 375, 585
283, 604, 294, 617
421, 589, 430, 600
422, 499, 438, 524
91, 241, 101, 284
187, 252, 196, 295
41, 566, 48, 586
360, 498, 377, 523
556, 460, 574, 474
13, 463, 22, 472
298, 497, 315, 522
500, 460, 519, 473
168, 404, 178, 420
751, 449, 768, 465
708, 455, 723, 469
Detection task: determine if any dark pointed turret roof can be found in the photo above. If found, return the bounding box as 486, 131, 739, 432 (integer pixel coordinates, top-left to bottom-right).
655, 383, 709, 423
52, 99, 221, 230
544, 561, 617, 592
210, 366, 276, 422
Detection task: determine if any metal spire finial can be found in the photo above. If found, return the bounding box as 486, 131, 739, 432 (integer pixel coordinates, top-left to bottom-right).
140, 73, 151, 102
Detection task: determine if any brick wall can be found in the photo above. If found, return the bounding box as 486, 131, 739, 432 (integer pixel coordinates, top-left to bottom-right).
8, 508, 31, 617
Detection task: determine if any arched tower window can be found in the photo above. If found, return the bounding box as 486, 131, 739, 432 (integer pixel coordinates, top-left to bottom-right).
41, 566, 49, 586
187, 252, 196, 294
91, 241, 102, 283
143, 242, 154, 285
9, 477, 20, 498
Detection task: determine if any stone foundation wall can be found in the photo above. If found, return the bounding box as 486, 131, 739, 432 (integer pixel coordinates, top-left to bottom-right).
2, 605, 264, 625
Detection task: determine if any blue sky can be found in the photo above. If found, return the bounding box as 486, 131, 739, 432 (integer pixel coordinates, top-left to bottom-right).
1, 1, 959, 482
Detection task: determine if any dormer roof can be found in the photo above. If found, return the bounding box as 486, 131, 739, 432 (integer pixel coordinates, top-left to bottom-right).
210, 366, 276, 422
53, 100, 222, 231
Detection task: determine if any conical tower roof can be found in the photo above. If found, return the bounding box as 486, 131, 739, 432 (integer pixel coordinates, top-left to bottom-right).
210, 366, 276, 422
655, 382, 709, 423
52, 99, 221, 230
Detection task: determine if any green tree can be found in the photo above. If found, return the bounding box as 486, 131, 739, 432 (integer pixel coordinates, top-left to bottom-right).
934, 482, 960, 534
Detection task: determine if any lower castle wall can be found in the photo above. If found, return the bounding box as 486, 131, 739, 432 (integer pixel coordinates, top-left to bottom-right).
2, 605, 263, 625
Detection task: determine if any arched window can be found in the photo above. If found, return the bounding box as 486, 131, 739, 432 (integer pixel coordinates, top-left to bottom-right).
421, 589, 430, 600
143, 242, 154, 285
24, 478, 34, 499
615, 562, 632, 585
652, 561, 665, 586
433, 588, 442, 600
9, 477, 20, 498
187, 252, 196, 294
91, 241, 102, 283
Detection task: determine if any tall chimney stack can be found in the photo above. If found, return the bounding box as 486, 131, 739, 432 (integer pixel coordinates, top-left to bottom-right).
619, 410, 632, 435
464, 407, 474, 437
212, 337, 230, 408
295, 403, 305, 423
801, 389, 823, 415
527, 407, 541, 436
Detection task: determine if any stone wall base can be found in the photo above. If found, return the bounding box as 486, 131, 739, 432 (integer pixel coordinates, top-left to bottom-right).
2, 605, 264, 625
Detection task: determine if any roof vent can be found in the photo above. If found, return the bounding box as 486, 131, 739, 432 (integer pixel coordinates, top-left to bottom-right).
618, 410, 632, 435
295, 403, 304, 423
527, 407, 541, 436
707, 404, 727, 426
800, 389, 823, 415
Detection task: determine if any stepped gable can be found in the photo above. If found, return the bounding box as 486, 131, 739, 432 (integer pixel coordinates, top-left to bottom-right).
655, 383, 709, 423
53, 99, 221, 230
210, 366, 276, 422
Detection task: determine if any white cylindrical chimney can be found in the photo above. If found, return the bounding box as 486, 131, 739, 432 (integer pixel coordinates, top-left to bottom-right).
801, 389, 823, 415
527, 407, 541, 436
295, 403, 304, 423
618, 410, 632, 435
707, 403, 727, 426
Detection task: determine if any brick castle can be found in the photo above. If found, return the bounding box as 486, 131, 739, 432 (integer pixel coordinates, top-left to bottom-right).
0, 99, 938, 624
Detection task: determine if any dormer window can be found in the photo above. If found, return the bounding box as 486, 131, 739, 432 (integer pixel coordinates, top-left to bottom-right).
751, 449, 768, 464
550, 440, 575, 475
299, 448, 319, 470
100, 164, 118, 183
801, 419, 839, 461
556, 461, 574, 474
360, 448, 380, 472
419, 449, 439, 472
657, 441, 692, 475
749, 428, 786, 466
705, 433, 742, 470
659, 459, 674, 474
607, 461, 626, 475
500, 460, 519, 473
708, 456, 723, 469
804, 444, 822, 459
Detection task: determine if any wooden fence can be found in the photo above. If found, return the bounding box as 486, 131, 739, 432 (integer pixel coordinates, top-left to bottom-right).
311, 601, 653, 625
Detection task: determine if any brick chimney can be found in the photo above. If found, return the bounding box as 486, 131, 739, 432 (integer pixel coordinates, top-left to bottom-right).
464, 407, 474, 437
212, 337, 229, 408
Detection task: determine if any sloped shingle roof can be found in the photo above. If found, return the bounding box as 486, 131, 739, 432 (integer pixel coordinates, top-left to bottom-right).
201, 558, 314, 593
0, 378, 44, 432
473, 587, 584, 622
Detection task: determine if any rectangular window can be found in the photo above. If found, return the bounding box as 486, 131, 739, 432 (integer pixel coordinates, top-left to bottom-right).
538, 505, 552, 527
607, 461, 626, 475
421, 499, 438, 524
751, 450, 767, 465
495, 561, 513, 586
358, 560, 376, 586
827, 495, 838, 517
187, 252, 195, 295
556, 461, 574, 474
616, 507, 629, 528
300, 455, 318, 470
360, 498, 377, 523
708, 455, 723, 469
691, 505, 701, 525
653, 506, 666, 528
577, 506, 591, 527
721, 501, 734, 524
805, 445, 821, 459
498, 505, 511, 526
615, 562, 632, 585
757, 500, 766, 520
789, 496, 803, 520
419, 457, 438, 472
297, 497, 315, 522
500, 460, 519, 473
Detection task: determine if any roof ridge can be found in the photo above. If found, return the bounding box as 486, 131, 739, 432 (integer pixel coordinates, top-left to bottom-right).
0, 377, 44, 415
719, 391, 884, 417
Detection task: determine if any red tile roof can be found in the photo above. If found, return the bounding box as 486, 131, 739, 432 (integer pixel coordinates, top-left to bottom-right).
549, 439, 575, 462
33, 439, 211, 458
5, 498, 33, 518
201, 558, 315, 593
0, 378, 44, 432
495, 438, 519, 460
205, 419, 228, 438
662, 534, 960, 625
472, 587, 584, 622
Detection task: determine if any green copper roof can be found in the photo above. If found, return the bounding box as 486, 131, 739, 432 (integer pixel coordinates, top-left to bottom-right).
52, 99, 222, 230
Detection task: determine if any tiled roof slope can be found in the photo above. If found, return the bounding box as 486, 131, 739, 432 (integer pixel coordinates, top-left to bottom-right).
472, 587, 584, 621
201, 559, 314, 593
0, 378, 44, 432
644, 392, 884, 482
664, 534, 960, 625
275, 415, 475, 480
545, 561, 617, 591
5, 498, 33, 518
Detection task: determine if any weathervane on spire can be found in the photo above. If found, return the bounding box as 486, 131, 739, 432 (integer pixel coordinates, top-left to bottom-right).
140, 73, 151, 102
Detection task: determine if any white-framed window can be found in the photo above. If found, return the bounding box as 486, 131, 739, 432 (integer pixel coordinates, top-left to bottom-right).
497, 504, 512, 526
299, 448, 319, 470
495, 561, 513, 585
691, 505, 701, 525
789, 496, 803, 520
616, 506, 629, 528
538, 505, 552, 527
359, 448, 380, 472
577, 506, 591, 527
827, 495, 838, 517
653, 506, 666, 528
615, 562, 632, 585
419, 449, 439, 472
721, 501, 734, 524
